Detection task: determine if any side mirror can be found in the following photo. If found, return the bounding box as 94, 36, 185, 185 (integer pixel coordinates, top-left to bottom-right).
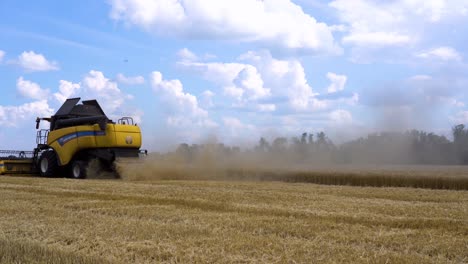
36, 117, 40, 129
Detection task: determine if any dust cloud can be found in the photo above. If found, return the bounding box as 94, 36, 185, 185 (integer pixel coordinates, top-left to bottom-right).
116, 145, 276, 182
86, 159, 119, 179
114, 75, 468, 182
115, 122, 468, 182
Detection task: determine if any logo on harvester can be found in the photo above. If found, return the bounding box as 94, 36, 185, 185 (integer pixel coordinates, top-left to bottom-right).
57, 131, 106, 146
125, 136, 133, 144
58, 133, 78, 146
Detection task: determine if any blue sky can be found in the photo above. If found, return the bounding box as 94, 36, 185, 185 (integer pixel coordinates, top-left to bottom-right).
1, 0, 467, 151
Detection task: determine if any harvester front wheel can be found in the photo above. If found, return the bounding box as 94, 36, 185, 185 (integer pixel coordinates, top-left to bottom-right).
39, 151, 58, 177
70, 160, 87, 179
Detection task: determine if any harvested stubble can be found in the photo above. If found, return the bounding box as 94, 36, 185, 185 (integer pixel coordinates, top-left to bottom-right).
0, 176, 467, 263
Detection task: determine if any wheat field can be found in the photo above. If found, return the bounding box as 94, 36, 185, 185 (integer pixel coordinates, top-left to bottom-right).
0, 175, 467, 263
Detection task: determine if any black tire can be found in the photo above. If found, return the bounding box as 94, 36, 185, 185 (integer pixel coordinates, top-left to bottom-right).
70, 160, 87, 179
102, 159, 120, 179
106, 161, 120, 179
38, 150, 58, 177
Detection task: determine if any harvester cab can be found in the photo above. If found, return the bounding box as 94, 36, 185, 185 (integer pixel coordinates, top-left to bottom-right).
1, 97, 146, 178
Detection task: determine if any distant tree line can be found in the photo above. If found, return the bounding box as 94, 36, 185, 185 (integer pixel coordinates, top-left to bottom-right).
174, 124, 468, 165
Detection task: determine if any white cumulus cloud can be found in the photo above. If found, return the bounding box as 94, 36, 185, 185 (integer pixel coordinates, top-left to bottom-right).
16, 77, 49, 100
116, 73, 145, 85
180, 50, 358, 112
232, 65, 270, 101
342, 32, 411, 47
0, 50, 5, 62
416, 46, 462, 61
330, 0, 468, 52
82, 70, 136, 118
257, 104, 276, 112
179, 60, 270, 103
201, 90, 215, 108
150, 71, 214, 128
330, 0, 413, 47
109, 0, 341, 55
177, 48, 198, 62
54, 80, 81, 103
0, 100, 54, 127
326, 72, 347, 93
239, 50, 319, 110
181, 51, 309, 108
16, 51, 59, 72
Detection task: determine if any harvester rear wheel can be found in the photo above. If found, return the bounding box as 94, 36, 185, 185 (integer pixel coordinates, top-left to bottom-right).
70, 160, 87, 179
39, 150, 58, 177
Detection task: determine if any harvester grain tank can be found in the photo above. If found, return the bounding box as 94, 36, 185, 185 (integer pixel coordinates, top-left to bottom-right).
0, 97, 146, 178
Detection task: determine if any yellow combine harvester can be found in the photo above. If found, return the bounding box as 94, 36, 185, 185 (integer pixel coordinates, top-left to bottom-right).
0, 97, 146, 179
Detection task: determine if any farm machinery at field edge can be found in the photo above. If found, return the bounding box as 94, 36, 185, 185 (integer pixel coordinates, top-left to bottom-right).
0, 97, 146, 178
